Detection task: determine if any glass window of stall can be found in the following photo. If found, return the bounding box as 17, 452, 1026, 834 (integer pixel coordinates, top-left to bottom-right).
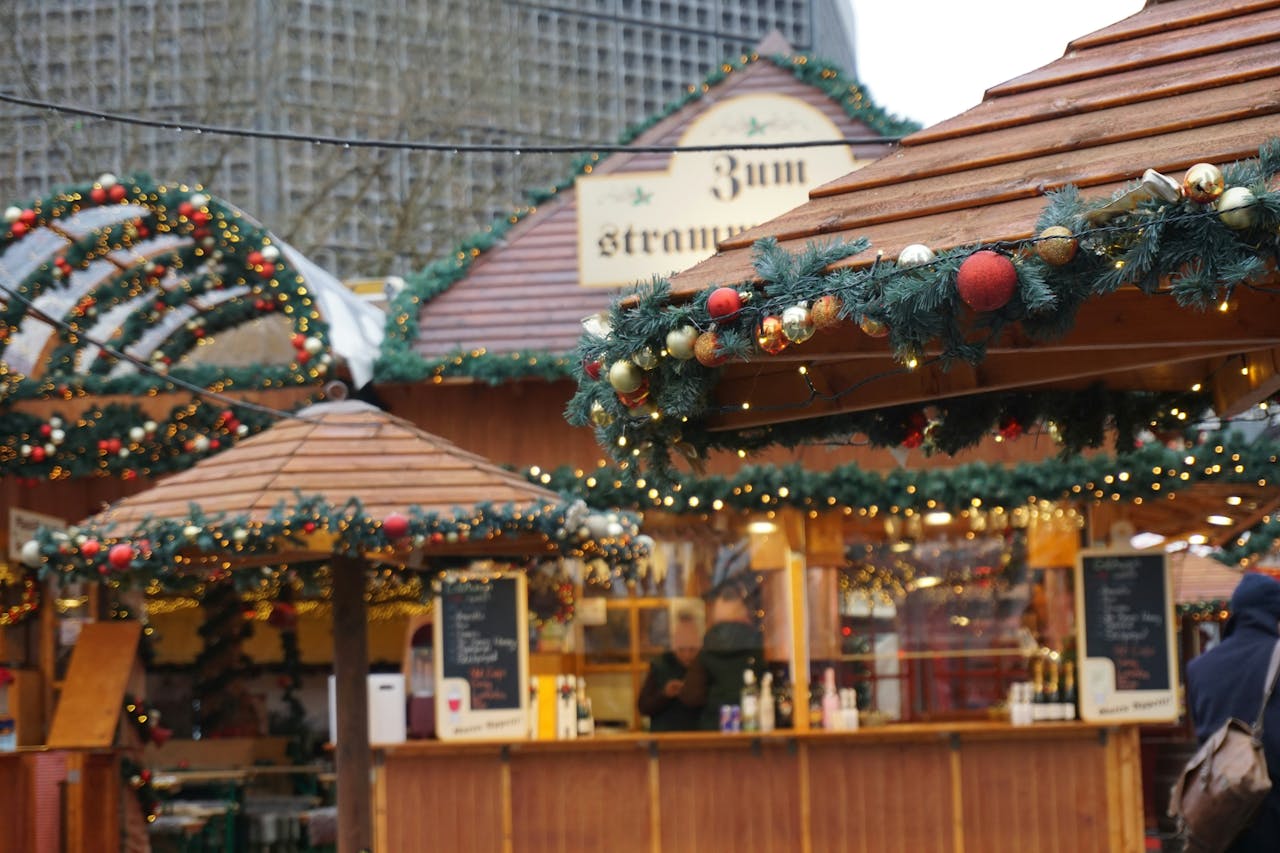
580, 513, 796, 732
807, 503, 1083, 726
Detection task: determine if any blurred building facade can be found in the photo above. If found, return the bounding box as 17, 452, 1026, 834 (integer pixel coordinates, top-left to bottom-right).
0, 0, 859, 279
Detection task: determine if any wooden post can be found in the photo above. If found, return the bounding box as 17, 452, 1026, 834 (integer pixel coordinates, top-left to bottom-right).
332, 554, 372, 853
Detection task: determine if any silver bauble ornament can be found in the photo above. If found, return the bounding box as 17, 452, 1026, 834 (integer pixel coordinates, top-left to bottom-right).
665, 326, 699, 360
607, 360, 643, 393
20, 539, 42, 567
781, 304, 816, 344
897, 244, 936, 268
1216, 186, 1257, 229
632, 346, 659, 370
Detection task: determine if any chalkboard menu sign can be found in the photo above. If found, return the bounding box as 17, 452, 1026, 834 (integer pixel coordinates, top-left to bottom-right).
433, 572, 529, 740
1074, 549, 1179, 723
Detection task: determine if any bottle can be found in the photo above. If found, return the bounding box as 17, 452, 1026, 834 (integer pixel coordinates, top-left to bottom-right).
575, 677, 594, 737
821, 667, 840, 730
1062, 660, 1077, 721
841, 688, 860, 731
528, 679, 539, 739
0, 715, 14, 752
775, 676, 793, 730
1031, 657, 1047, 722
1044, 655, 1062, 721
740, 669, 760, 732
556, 675, 577, 739
759, 672, 775, 733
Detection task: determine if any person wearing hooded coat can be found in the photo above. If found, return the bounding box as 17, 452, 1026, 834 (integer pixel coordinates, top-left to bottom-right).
1185, 572, 1280, 852
678, 589, 764, 731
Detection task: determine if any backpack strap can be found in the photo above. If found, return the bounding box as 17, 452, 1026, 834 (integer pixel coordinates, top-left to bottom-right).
1252, 637, 1280, 733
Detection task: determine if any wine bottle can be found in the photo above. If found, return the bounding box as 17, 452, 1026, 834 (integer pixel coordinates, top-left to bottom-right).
1031, 657, 1047, 722
775, 676, 794, 730
759, 672, 775, 733
576, 676, 594, 737
821, 667, 840, 730
1062, 660, 1077, 721
740, 669, 760, 732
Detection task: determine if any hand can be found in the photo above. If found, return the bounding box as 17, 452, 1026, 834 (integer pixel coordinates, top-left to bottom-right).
663, 679, 684, 697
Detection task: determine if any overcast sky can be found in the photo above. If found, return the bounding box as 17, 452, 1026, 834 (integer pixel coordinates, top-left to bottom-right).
851, 0, 1148, 129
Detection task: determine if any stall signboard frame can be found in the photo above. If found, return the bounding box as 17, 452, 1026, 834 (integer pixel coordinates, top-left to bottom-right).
1074, 548, 1179, 723
433, 571, 530, 740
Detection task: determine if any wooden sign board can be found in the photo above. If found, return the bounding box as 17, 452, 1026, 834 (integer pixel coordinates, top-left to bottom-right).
433, 571, 529, 740
47, 621, 142, 747
1074, 549, 1179, 723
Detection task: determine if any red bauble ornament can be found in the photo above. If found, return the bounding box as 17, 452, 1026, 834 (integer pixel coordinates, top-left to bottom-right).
290, 333, 306, 349
956, 250, 1018, 312
902, 430, 924, 449
191, 210, 210, 226
259, 262, 276, 279
694, 331, 728, 367
998, 416, 1023, 441
108, 543, 134, 570
18, 209, 36, 226
302, 521, 317, 533
429, 532, 445, 545
706, 287, 743, 321
10, 222, 28, 238
178, 202, 196, 218
583, 359, 602, 380
383, 512, 410, 539
81, 539, 101, 559
268, 601, 299, 630
30, 446, 45, 463
149, 726, 173, 747
108, 185, 126, 202
90, 187, 108, 204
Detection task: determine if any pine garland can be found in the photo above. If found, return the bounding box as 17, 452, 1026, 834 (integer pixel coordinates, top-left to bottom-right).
28, 492, 647, 593
0, 173, 333, 402
374, 51, 917, 385
0, 397, 306, 482
0, 574, 40, 627
566, 140, 1280, 477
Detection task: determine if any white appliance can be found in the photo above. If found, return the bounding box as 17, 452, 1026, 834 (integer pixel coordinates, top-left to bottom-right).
328, 674, 407, 745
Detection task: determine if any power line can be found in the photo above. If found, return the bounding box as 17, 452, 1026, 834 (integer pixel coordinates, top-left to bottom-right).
0, 91, 903, 155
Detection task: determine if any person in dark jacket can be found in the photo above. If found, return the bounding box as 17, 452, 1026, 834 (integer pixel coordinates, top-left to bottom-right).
637, 613, 703, 731
1185, 571, 1280, 852
679, 589, 764, 731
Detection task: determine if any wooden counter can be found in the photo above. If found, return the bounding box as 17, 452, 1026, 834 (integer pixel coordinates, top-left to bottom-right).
374, 722, 1144, 852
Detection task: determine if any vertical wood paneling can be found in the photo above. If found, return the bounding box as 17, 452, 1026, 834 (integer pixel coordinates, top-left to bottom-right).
511, 751, 651, 853
960, 736, 1110, 853
808, 741, 954, 853
658, 745, 800, 853
382, 753, 505, 851
0, 754, 31, 853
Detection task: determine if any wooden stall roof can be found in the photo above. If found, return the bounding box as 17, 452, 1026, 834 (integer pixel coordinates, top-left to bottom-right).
86, 400, 560, 529
662, 0, 1280, 433
411, 39, 903, 360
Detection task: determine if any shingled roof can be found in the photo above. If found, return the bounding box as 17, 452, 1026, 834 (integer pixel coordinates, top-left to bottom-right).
645, 0, 1280, 435
398, 48, 910, 367
87, 400, 559, 529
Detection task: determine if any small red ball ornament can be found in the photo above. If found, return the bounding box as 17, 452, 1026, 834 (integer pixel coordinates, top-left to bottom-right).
108, 184, 126, 202
383, 512, 410, 539
81, 539, 101, 559
178, 202, 196, 218
259, 262, 276, 279
18, 210, 36, 226
583, 359, 602, 380
90, 187, 108, 204
956, 250, 1018, 312
10, 222, 28, 238
706, 287, 743, 321
694, 331, 729, 367
108, 543, 134, 570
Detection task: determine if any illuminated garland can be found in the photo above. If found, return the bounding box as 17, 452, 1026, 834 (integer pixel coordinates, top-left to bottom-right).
534, 430, 1280, 568
121, 755, 161, 824
0, 172, 333, 402
375, 51, 917, 385
0, 397, 300, 482
28, 493, 647, 593
0, 574, 40, 627
1178, 599, 1231, 621
565, 140, 1280, 477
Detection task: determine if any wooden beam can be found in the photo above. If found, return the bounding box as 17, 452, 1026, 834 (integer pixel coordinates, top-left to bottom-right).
1211, 346, 1280, 417
707, 343, 1247, 431
332, 554, 373, 853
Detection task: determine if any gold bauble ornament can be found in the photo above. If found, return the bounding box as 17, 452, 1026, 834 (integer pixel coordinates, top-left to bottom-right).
589, 401, 614, 427
1216, 186, 1257, 229
756, 316, 789, 355
1034, 225, 1078, 266
665, 325, 698, 360
781, 304, 816, 343
607, 359, 643, 393
632, 346, 659, 370
811, 294, 843, 329
694, 331, 728, 367
897, 243, 936, 268
859, 315, 889, 338
1182, 163, 1225, 203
